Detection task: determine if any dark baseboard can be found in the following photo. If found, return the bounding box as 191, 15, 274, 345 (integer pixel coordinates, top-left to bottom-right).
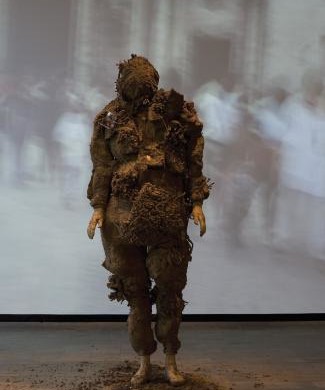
0, 314, 324, 322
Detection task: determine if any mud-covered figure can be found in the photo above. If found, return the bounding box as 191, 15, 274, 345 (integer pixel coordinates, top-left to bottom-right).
87, 55, 210, 387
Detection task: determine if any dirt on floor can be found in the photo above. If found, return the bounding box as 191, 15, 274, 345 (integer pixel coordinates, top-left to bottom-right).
1, 360, 223, 390
98, 360, 219, 390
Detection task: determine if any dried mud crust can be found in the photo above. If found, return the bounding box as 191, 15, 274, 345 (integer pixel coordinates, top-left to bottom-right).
1, 360, 220, 390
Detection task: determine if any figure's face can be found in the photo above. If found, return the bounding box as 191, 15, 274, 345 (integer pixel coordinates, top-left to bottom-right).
117, 56, 159, 102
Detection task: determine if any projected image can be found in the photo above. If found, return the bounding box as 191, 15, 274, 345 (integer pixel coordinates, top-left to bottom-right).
0, 0, 325, 314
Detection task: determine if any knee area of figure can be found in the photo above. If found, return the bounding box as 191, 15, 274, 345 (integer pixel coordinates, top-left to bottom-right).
122, 276, 151, 299
148, 261, 187, 291
106, 245, 146, 276
154, 273, 187, 293
147, 247, 189, 286
156, 291, 186, 316
107, 274, 150, 305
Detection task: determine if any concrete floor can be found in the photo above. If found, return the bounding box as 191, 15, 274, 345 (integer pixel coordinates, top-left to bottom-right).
0, 322, 325, 389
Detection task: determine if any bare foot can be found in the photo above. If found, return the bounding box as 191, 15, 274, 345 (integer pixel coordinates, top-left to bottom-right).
165, 354, 186, 387
130, 355, 151, 387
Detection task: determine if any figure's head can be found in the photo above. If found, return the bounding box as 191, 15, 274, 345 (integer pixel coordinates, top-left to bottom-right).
116, 54, 159, 103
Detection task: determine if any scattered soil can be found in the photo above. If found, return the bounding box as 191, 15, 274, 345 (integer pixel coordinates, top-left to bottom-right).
1, 361, 220, 390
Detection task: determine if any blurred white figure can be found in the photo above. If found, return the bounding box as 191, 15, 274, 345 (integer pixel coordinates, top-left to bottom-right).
195, 79, 241, 146
53, 96, 91, 208
195, 79, 243, 239
251, 78, 290, 243
195, 77, 252, 245
276, 69, 325, 259
253, 77, 290, 144
5, 76, 36, 185
217, 108, 273, 246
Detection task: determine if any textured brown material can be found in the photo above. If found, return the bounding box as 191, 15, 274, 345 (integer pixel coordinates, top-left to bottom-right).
87, 54, 210, 358
118, 182, 187, 246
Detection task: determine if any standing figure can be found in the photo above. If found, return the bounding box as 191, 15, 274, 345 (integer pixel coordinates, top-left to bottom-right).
87, 55, 210, 387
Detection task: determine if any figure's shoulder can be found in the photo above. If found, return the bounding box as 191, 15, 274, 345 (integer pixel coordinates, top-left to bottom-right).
150, 89, 202, 133
92, 98, 127, 140
94, 98, 120, 126
149, 89, 184, 120
180, 100, 203, 134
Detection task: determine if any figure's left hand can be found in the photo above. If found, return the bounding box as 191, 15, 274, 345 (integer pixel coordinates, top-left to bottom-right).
87, 208, 105, 239
191, 204, 206, 237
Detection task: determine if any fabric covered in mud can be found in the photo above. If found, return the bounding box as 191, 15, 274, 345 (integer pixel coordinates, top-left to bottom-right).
88, 54, 210, 356
118, 182, 187, 246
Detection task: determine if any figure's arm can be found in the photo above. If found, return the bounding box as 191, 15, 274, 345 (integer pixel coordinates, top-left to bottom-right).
87, 104, 116, 239
182, 102, 210, 236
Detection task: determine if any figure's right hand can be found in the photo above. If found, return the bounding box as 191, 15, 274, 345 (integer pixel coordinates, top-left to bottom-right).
87, 208, 105, 239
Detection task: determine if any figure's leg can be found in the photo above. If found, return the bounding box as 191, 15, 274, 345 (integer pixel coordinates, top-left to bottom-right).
102, 231, 156, 385
131, 355, 151, 387
147, 237, 190, 386
165, 353, 185, 386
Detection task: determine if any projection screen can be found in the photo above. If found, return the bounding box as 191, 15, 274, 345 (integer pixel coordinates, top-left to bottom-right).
1, 0, 325, 314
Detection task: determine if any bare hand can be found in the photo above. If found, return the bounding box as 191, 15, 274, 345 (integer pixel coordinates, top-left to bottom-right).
87, 208, 105, 239
191, 204, 206, 237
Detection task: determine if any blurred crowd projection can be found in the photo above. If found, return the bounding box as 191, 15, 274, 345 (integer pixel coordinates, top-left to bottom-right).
1, 0, 325, 314
0, 74, 93, 206
197, 69, 325, 259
